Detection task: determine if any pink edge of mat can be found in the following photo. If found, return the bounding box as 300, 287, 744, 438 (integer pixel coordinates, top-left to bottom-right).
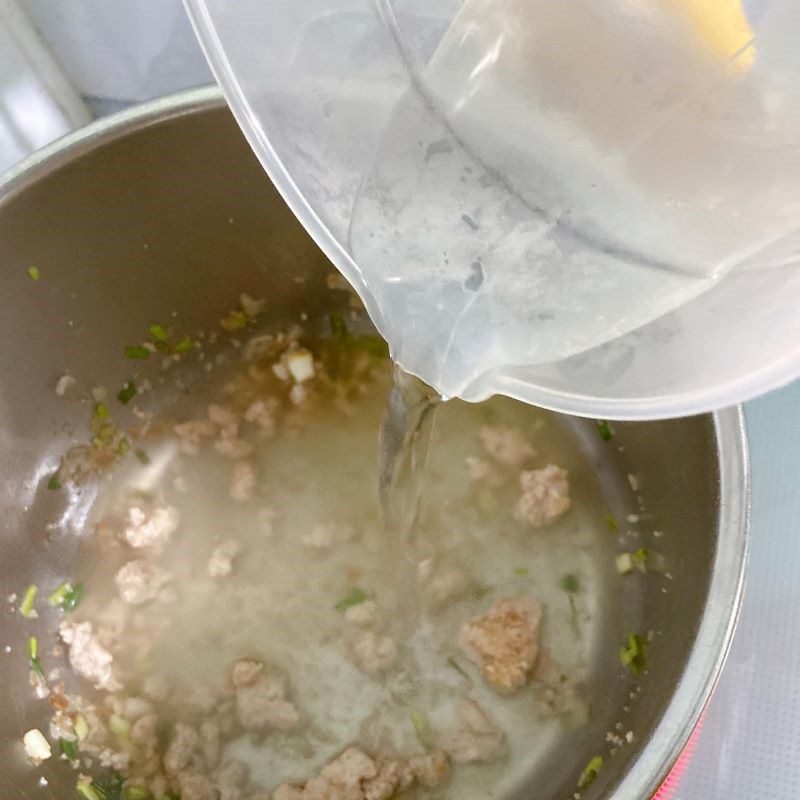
652, 716, 705, 799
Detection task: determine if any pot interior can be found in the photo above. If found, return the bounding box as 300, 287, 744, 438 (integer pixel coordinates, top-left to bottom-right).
0, 95, 743, 800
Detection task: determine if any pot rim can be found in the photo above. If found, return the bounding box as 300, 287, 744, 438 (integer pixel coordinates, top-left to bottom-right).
0, 86, 750, 799
618, 405, 749, 799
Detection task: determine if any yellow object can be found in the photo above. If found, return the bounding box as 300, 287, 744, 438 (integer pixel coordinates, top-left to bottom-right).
659, 0, 756, 71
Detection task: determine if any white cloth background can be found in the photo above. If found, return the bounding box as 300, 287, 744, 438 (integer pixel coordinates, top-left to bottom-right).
24, 0, 212, 105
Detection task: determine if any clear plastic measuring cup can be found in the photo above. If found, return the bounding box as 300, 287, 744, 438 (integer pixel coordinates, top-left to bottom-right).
186, 0, 800, 419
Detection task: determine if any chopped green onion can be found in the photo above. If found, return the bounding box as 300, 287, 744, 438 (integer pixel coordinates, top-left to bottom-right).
633, 547, 650, 566
20, 584, 38, 618
134, 448, 151, 465
352, 335, 389, 359
106, 774, 127, 800
173, 335, 194, 353
124, 345, 150, 360
567, 594, 578, 623
123, 788, 150, 800
410, 710, 433, 746
116, 381, 137, 404
27, 266, 41, 281
148, 323, 169, 343
82, 774, 125, 800
93, 403, 109, 421
327, 312, 388, 358
28, 636, 38, 660
561, 574, 580, 624
560, 574, 579, 594
50, 582, 84, 612
47, 471, 62, 490
74, 714, 89, 741
93, 423, 117, 448
596, 420, 613, 441
334, 587, 367, 612
59, 737, 79, 761
604, 513, 620, 533
48, 581, 71, 607
62, 583, 84, 611
117, 438, 130, 457
29, 655, 45, 681
220, 310, 247, 331
514, 567, 529, 577
109, 714, 131, 740
77, 777, 103, 800
619, 632, 648, 674
472, 584, 491, 600
446, 657, 471, 681
60, 584, 83, 612
329, 312, 349, 339
122, 785, 151, 800
578, 755, 603, 790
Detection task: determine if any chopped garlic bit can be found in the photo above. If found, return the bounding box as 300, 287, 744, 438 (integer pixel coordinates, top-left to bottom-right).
289, 384, 307, 406
243, 333, 274, 362
272, 361, 290, 382
23, 728, 52, 763
74, 713, 89, 741
208, 540, 242, 578
345, 600, 379, 627
302, 522, 355, 550
326, 272, 349, 291
230, 461, 256, 502
240, 293, 266, 319
286, 348, 315, 383
616, 553, 635, 575
55, 374, 76, 397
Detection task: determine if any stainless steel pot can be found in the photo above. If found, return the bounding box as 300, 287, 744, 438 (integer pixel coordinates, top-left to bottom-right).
0, 87, 748, 800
